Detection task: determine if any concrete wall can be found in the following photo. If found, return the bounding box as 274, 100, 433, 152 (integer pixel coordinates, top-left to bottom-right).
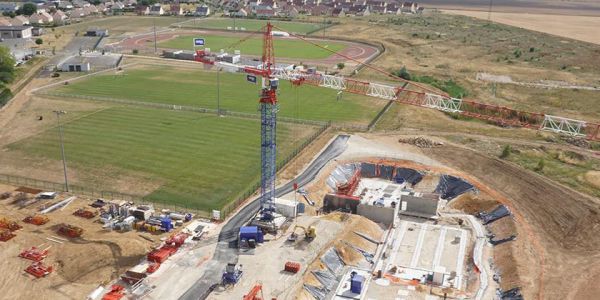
400, 194, 439, 217
357, 204, 397, 225
323, 194, 360, 214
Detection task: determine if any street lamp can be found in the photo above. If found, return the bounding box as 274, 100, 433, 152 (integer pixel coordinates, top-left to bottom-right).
53, 110, 69, 192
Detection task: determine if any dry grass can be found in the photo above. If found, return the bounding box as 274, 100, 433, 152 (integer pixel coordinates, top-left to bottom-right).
444, 10, 600, 45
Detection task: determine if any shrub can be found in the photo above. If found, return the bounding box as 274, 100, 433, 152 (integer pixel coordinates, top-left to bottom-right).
500, 145, 511, 159
395, 66, 411, 80
534, 159, 545, 172
35, 38, 43, 45
336, 62, 345, 70
132, 49, 139, 54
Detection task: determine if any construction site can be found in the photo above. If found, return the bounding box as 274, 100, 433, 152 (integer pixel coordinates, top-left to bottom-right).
1, 2, 600, 300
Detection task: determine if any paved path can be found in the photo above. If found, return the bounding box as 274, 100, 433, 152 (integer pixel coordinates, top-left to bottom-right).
178, 134, 350, 300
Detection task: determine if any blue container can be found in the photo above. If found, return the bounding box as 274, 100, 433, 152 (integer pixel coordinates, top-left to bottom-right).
351, 274, 364, 294
161, 217, 173, 232
239, 226, 264, 243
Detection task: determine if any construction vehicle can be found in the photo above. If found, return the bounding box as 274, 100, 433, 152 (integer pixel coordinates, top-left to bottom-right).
19, 246, 50, 262
288, 225, 316, 242
25, 261, 53, 278
73, 208, 98, 219
0, 229, 16, 241
102, 284, 125, 300
57, 223, 83, 238
222, 263, 243, 285
23, 215, 49, 225
243, 283, 264, 300
0, 217, 22, 231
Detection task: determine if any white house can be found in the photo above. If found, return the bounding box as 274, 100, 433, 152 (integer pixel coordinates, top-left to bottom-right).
149, 4, 164, 15
29, 11, 54, 25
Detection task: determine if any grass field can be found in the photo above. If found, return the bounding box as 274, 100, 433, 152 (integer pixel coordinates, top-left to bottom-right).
181, 18, 326, 34
8, 106, 316, 211
55, 65, 383, 123
158, 34, 345, 59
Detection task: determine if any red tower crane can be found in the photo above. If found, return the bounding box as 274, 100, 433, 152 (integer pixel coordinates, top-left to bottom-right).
196, 23, 280, 221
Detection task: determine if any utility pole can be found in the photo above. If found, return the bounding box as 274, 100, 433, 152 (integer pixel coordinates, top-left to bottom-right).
488, 0, 494, 21
53, 110, 69, 192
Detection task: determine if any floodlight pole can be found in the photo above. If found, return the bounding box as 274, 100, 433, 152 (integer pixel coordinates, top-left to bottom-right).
53, 110, 69, 192
217, 67, 221, 116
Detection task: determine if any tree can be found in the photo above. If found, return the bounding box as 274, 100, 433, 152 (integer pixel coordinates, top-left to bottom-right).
0, 46, 16, 84
35, 38, 43, 45
499, 145, 511, 159
336, 62, 345, 70
132, 49, 139, 54
0, 46, 15, 107
20, 3, 37, 16
397, 66, 411, 80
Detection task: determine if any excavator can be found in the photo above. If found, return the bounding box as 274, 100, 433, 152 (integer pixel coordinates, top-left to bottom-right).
288, 225, 316, 242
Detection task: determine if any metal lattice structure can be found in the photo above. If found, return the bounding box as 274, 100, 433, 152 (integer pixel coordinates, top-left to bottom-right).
423, 93, 462, 113
254, 23, 278, 221
540, 115, 586, 137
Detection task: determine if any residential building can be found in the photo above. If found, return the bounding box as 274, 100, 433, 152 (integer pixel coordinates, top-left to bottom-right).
0, 38, 34, 62
70, 8, 87, 18
58, 1, 74, 11
149, 4, 164, 15
10, 15, 30, 26
0, 17, 12, 26
72, 0, 91, 8
136, 5, 149, 15
169, 4, 183, 16
233, 8, 248, 17
400, 1, 418, 14
0, 2, 20, 14
0, 25, 33, 39
29, 11, 54, 25
52, 10, 68, 24
195, 5, 210, 17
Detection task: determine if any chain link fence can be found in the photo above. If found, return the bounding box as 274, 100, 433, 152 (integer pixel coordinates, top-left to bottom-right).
0, 173, 211, 218
219, 121, 330, 218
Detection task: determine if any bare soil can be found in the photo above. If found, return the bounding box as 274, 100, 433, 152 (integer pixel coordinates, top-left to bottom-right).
0, 184, 162, 300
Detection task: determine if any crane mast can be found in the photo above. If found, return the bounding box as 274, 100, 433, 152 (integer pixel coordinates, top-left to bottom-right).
255, 23, 278, 221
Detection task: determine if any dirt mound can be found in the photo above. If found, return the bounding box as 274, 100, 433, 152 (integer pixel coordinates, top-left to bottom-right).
399, 136, 444, 148
333, 214, 384, 265
449, 193, 498, 214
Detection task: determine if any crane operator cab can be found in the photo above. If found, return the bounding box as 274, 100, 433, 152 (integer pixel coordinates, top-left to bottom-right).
269, 78, 279, 90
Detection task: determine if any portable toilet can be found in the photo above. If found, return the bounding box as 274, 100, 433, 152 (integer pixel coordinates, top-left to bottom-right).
350, 272, 364, 294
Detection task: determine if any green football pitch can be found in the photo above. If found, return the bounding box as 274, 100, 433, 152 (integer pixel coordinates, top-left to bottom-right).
182, 18, 326, 34
9, 106, 316, 211
158, 33, 345, 60
55, 65, 384, 124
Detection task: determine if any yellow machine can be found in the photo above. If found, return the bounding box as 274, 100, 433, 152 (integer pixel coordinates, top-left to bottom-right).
288, 225, 316, 241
